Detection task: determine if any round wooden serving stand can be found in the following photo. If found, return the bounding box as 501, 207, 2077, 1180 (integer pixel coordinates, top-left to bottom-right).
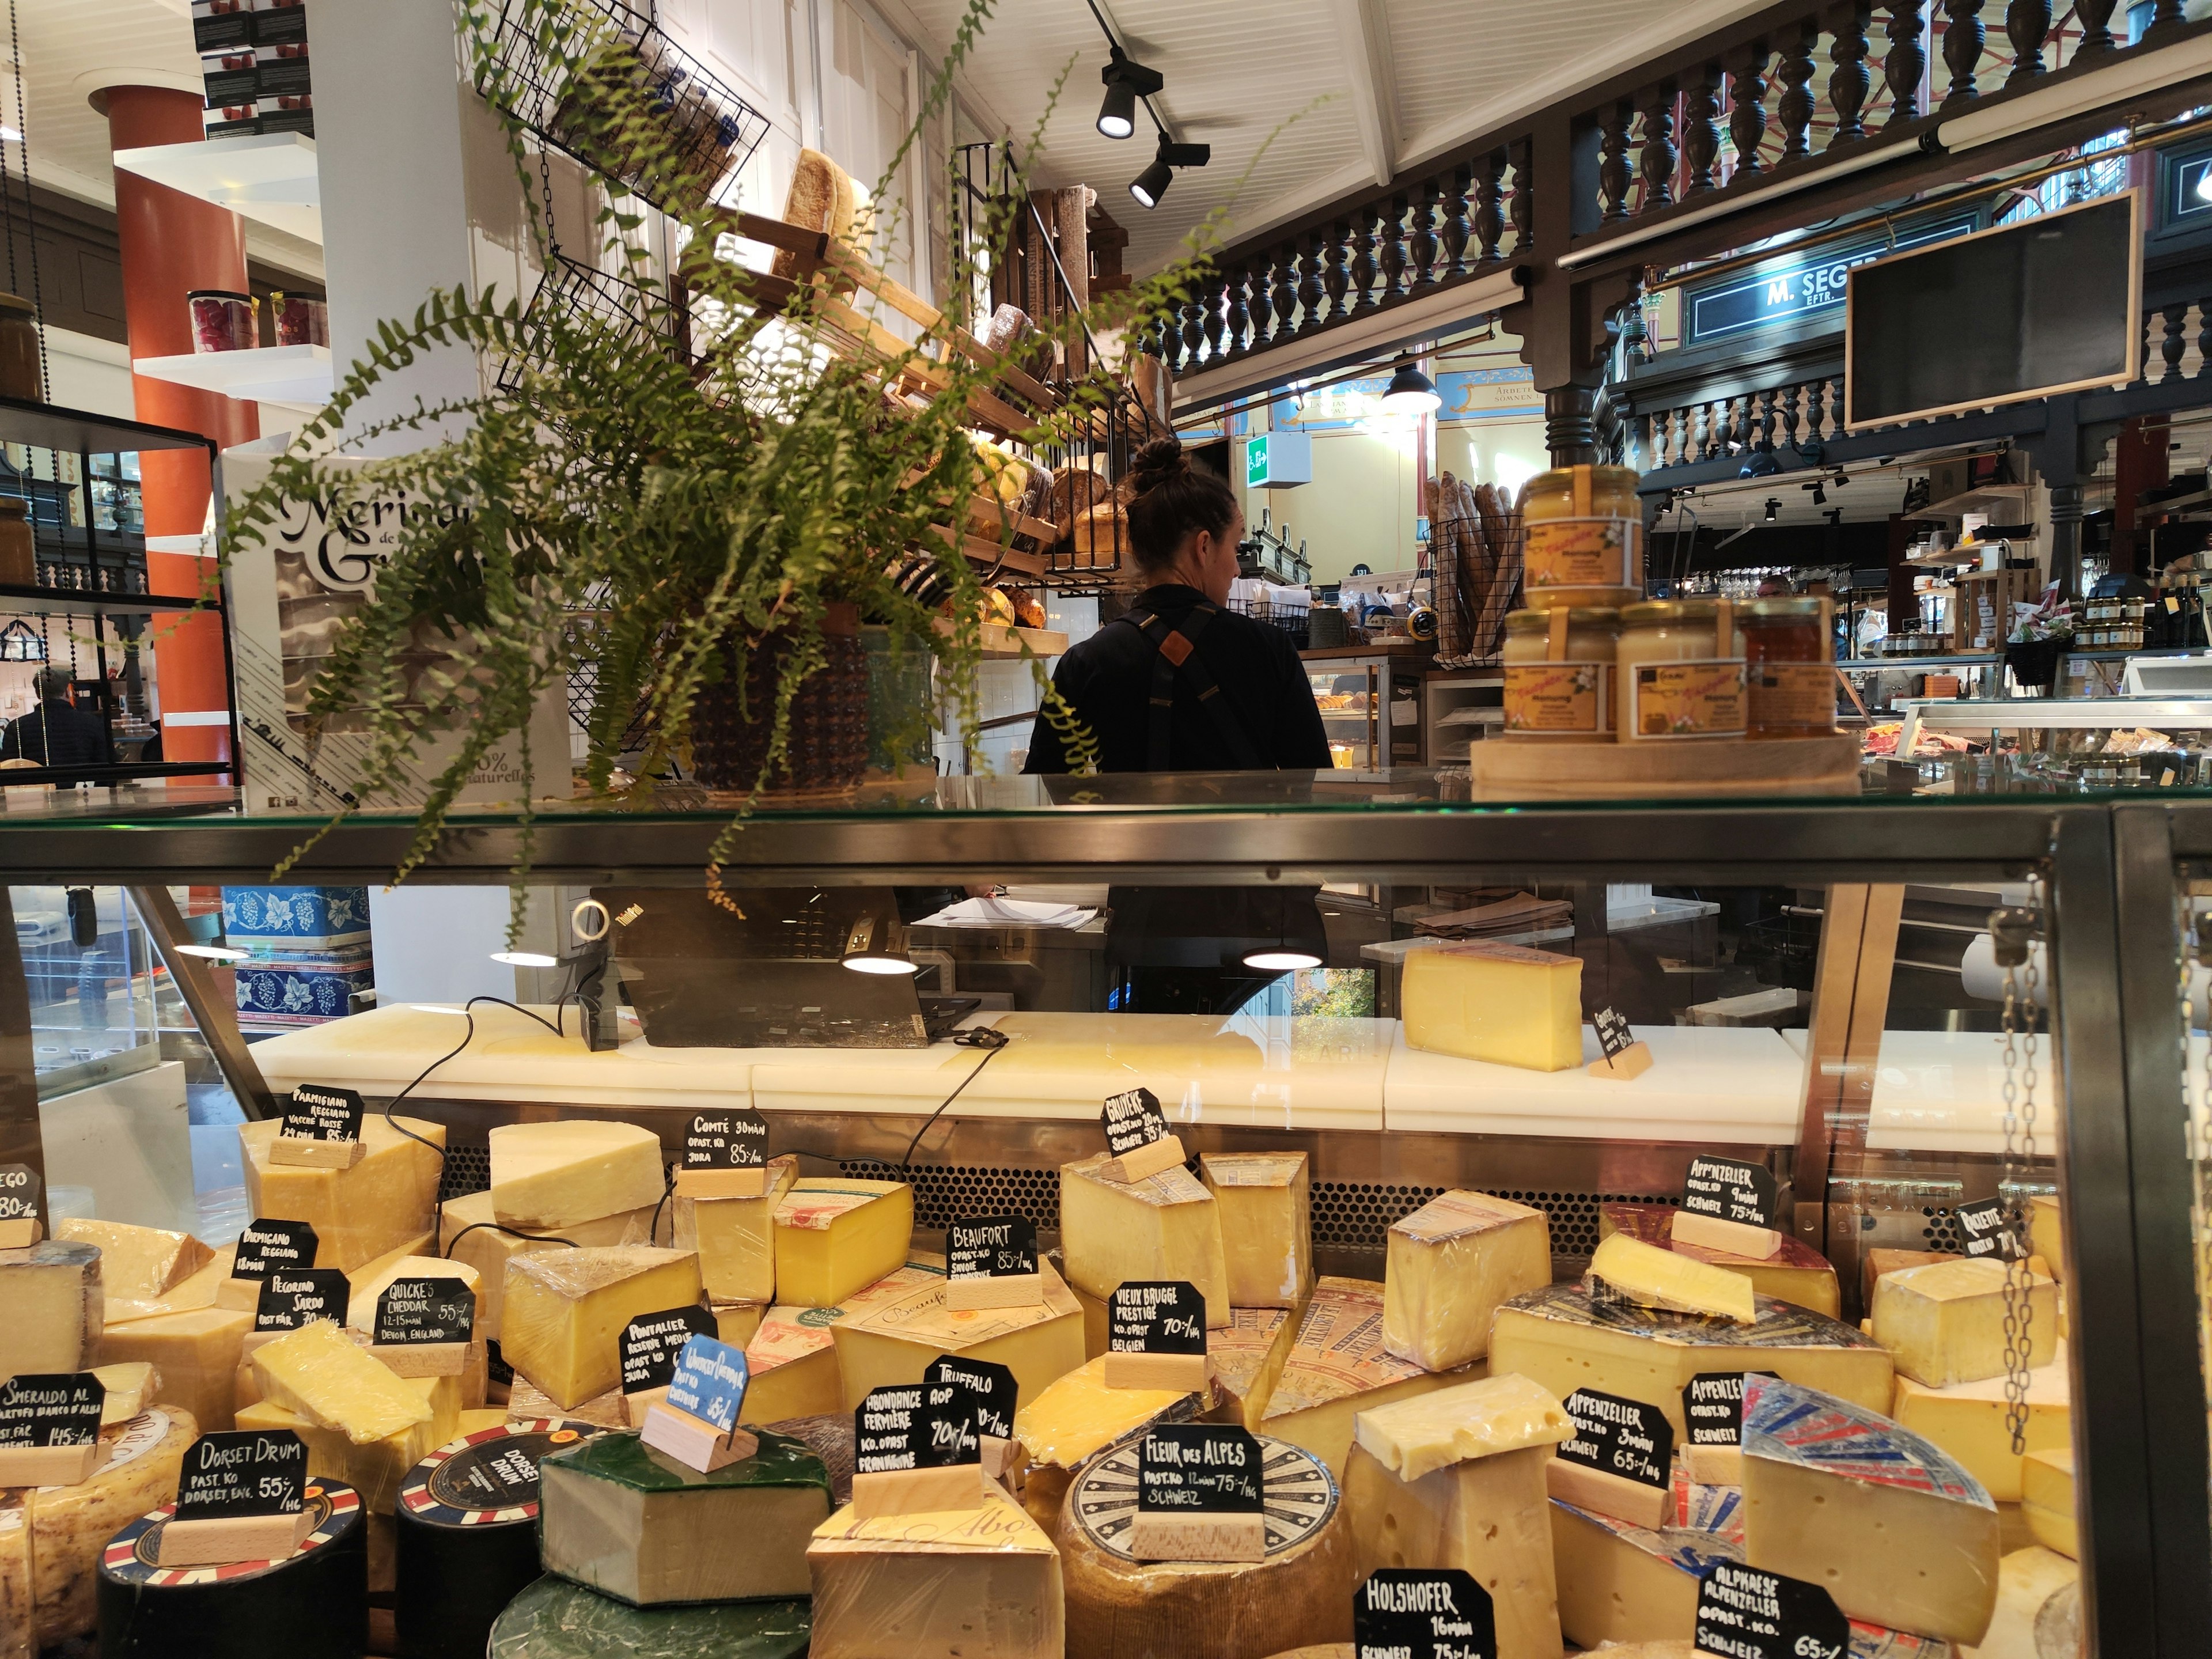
1466, 732, 1863, 798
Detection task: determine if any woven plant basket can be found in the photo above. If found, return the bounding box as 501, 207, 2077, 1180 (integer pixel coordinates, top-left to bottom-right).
691, 601, 869, 791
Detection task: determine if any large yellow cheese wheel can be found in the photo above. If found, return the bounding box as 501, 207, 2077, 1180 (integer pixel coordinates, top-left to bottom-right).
1058, 1434, 1351, 1659
32, 1405, 198, 1642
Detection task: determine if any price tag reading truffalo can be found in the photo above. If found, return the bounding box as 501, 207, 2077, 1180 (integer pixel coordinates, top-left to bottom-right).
175, 1430, 307, 1518
621, 1305, 719, 1395
1101, 1087, 1171, 1157
1681, 1155, 1779, 1231
254, 1268, 351, 1333
0, 1373, 104, 1447
282, 1085, 365, 1143
683, 1109, 768, 1171
373, 1278, 476, 1346
1953, 1197, 2028, 1262
1693, 1560, 1849, 1659
926, 1356, 1018, 1442
1354, 1568, 1498, 1659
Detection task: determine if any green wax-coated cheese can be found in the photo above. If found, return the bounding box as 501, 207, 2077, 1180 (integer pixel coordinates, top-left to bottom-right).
490, 1575, 810, 1659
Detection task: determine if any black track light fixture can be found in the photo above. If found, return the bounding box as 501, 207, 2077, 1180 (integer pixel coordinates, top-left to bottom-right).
1763, 498, 1780, 522
1130, 134, 1211, 209
1097, 44, 1164, 139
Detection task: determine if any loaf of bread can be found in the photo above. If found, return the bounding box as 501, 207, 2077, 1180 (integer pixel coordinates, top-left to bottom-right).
982, 303, 1034, 355
772, 147, 860, 278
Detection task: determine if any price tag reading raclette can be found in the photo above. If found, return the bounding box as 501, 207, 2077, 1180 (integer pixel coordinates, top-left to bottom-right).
925, 1355, 1018, 1443
282, 1085, 365, 1143
620, 1305, 719, 1395
1355, 1567, 1498, 1659
1681, 1156, 1779, 1231
855, 1381, 978, 1473
1953, 1197, 2027, 1262
175, 1429, 308, 1518
1101, 1087, 1171, 1158
255, 1268, 351, 1333
233, 1219, 318, 1281
664, 1335, 749, 1433
948, 1214, 1038, 1281
0, 1372, 103, 1446
1137, 1423, 1262, 1512
1692, 1560, 1849, 1659
682, 1108, 768, 1170
373, 1278, 476, 1346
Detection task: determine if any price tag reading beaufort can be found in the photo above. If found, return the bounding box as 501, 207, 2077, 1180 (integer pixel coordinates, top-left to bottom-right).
1101, 1087, 1170, 1157
1954, 1197, 2027, 1262
0, 1164, 40, 1223
282, 1085, 364, 1143
1558, 1387, 1672, 1488
1355, 1567, 1498, 1659
682, 1109, 768, 1171
926, 1356, 1018, 1442
0, 1373, 104, 1447
232, 1219, 317, 1281
1681, 1156, 1779, 1231
175, 1430, 307, 1518
855, 1382, 978, 1473
373, 1278, 476, 1346
1137, 1424, 1262, 1513
948, 1214, 1038, 1280
1693, 1560, 1850, 1659
621, 1305, 719, 1395
664, 1335, 748, 1433
255, 1268, 351, 1333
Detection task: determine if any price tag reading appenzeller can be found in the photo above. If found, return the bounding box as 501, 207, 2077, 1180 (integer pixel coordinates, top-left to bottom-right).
1354, 1568, 1497, 1659
1681, 1155, 1779, 1231
175, 1429, 307, 1518
1558, 1387, 1672, 1489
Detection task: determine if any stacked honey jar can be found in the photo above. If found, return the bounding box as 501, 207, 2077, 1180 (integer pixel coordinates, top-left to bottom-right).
1499, 463, 1838, 745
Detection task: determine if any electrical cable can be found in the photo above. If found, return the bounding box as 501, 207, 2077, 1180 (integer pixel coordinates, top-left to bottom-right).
647, 1164, 677, 1248
899, 1026, 1010, 1179
441, 1219, 581, 1257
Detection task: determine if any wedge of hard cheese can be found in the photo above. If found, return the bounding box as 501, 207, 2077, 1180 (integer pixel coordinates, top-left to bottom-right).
772, 1180, 915, 1309
1601, 1202, 1840, 1318
97, 1306, 249, 1432
830, 1258, 1084, 1410
241, 1114, 445, 1271
1011, 1353, 1201, 1534
490, 1119, 667, 1230
1261, 1277, 1468, 1476
438, 1190, 650, 1340
1208, 1306, 1297, 1430
502, 1246, 704, 1410
1889, 1341, 2070, 1503
54, 1219, 210, 1301
1401, 940, 1583, 1071
1872, 1257, 2058, 1389
250, 1317, 436, 1445
2020, 1449, 2076, 1559
1058, 1153, 1229, 1327
1384, 1190, 1550, 1370
676, 1155, 800, 1304
1588, 1233, 1755, 1324
0, 1241, 102, 1380
1199, 1152, 1312, 1309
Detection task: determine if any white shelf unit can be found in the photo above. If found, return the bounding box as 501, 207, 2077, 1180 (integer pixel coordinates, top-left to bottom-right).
131, 344, 331, 410
112, 133, 321, 244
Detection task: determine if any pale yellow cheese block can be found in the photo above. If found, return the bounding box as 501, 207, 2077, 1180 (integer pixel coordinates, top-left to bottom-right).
1207, 1306, 1298, 1429
1261, 1278, 1471, 1476
28, 1404, 197, 1645
2029, 1197, 2064, 1281
488, 1119, 667, 1230
1549, 1500, 1703, 1649
0, 1242, 102, 1380
54, 1219, 211, 1301
713, 1299, 767, 1347
107, 1242, 238, 1326
807, 1484, 1063, 1659
241, 1114, 446, 1272
438, 1190, 651, 1340
1960, 1546, 2078, 1659
93, 1362, 155, 1425
1058, 1153, 1229, 1327
741, 1265, 941, 1426
251, 1317, 437, 1444
1603, 1203, 1840, 1319
1010, 1352, 1198, 1533
236, 1368, 458, 1511
1383, 1190, 1551, 1370
1588, 1233, 1756, 1324
676, 1156, 798, 1303
2021, 1448, 2077, 1560
345, 1253, 484, 1340
1400, 940, 1583, 1071
1891, 1343, 2070, 1503
1350, 1372, 1572, 1482
1873, 1257, 2059, 1389
1200, 1152, 1312, 1309
831, 1259, 1085, 1411
457, 1407, 510, 1437
501, 1245, 703, 1409
96, 1306, 248, 1431
773, 1180, 914, 1309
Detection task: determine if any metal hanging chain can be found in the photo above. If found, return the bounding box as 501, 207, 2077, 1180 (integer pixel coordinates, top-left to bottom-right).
537, 131, 560, 265
1990, 894, 2043, 1456
8, 0, 41, 400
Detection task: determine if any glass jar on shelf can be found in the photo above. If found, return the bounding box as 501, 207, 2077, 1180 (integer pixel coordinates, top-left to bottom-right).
1616, 597, 1746, 742
1519, 463, 1643, 609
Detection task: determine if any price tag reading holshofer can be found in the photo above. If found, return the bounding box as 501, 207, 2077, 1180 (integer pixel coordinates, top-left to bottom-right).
1101, 1087, 1171, 1157
855, 1382, 978, 1474
1681, 1155, 1779, 1232
232, 1219, 317, 1281
1355, 1568, 1498, 1659
0, 1373, 104, 1447
282, 1084, 365, 1143
255, 1268, 351, 1334
926, 1356, 1018, 1442
1558, 1388, 1672, 1490
1954, 1197, 2028, 1262
948, 1215, 1038, 1281
1693, 1560, 1850, 1659
0, 1164, 40, 1224
1593, 1006, 1635, 1060
175, 1430, 308, 1518
682, 1109, 768, 1171
373, 1278, 476, 1347
1109, 1281, 1207, 1355
1137, 1424, 1262, 1513
621, 1305, 719, 1394
665, 1335, 749, 1433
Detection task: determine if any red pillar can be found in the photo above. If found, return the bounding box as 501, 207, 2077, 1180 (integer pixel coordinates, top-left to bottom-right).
104, 84, 258, 772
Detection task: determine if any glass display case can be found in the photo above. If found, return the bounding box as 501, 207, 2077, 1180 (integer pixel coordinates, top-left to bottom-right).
1303, 649, 1427, 770
0, 776, 2198, 1658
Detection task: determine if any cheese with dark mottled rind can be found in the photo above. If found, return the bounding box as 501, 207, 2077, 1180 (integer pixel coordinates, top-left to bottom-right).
489, 1573, 812, 1659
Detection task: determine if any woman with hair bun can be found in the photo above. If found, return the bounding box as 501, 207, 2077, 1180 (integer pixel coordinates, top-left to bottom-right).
1023, 437, 1328, 774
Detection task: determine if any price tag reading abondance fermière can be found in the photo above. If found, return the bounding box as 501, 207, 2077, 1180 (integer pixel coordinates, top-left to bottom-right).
175, 1429, 308, 1518
1137, 1423, 1262, 1514
232, 1219, 317, 1281
1101, 1086, 1171, 1158
681, 1108, 769, 1171
1558, 1387, 1672, 1490
621, 1305, 720, 1395
254, 1268, 351, 1334
373, 1278, 476, 1347
0, 1164, 40, 1225
1953, 1197, 2028, 1262
855, 1381, 978, 1475
282, 1084, 365, 1143
1592, 1006, 1635, 1061
1355, 1568, 1497, 1659
925, 1356, 1018, 1442
1109, 1281, 1207, 1355
1681, 1155, 1780, 1232
0, 1372, 104, 1448
947, 1214, 1038, 1282
665, 1335, 749, 1433
1681, 1371, 1780, 1450
1694, 1560, 1850, 1659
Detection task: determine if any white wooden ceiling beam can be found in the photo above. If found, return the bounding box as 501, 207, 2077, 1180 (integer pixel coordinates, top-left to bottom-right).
1334, 0, 1398, 190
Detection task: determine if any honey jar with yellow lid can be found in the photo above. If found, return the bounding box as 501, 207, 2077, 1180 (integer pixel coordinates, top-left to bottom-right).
1520, 463, 1643, 609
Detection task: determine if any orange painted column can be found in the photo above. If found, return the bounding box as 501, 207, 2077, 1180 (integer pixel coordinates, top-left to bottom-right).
104, 84, 259, 773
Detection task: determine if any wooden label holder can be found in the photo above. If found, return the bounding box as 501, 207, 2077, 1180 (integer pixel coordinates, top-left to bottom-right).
1671, 1210, 1784, 1259
1102, 1350, 1210, 1393
156, 1508, 316, 1568
1099, 1133, 1185, 1185
1587, 1042, 1653, 1082
0, 1440, 101, 1487
944, 1271, 1043, 1311
850, 1461, 987, 1520
639, 1401, 757, 1474
624, 1385, 669, 1429
1545, 1455, 1670, 1528
673, 1166, 768, 1200
0, 1219, 40, 1249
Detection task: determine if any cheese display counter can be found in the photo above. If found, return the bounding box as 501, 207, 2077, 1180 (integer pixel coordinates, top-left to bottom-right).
0, 776, 2196, 1659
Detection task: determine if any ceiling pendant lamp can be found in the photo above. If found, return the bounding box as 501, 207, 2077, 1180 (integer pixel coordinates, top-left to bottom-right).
1378, 357, 1441, 416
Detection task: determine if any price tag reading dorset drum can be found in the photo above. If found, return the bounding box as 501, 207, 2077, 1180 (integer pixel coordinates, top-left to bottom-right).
664, 1335, 749, 1433
1592, 1006, 1635, 1060
621, 1305, 719, 1395
373, 1278, 476, 1346
1136, 1424, 1262, 1513
254, 1268, 351, 1333
175, 1430, 308, 1518
1101, 1086, 1171, 1157
1558, 1388, 1672, 1489
0, 1164, 40, 1224
1954, 1197, 2028, 1262
855, 1381, 978, 1474
0, 1373, 103, 1446
1109, 1281, 1207, 1355
682, 1108, 768, 1171
282, 1084, 364, 1143
1693, 1560, 1849, 1659
947, 1214, 1038, 1281
232, 1219, 317, 1281
1354, 1568, 1498, 1659
1682, 1156, 1779, 1231
926, 1356, 1018, 1442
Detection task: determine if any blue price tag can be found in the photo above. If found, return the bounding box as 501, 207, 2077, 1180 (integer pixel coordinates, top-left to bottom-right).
665, 1335, 749, 1433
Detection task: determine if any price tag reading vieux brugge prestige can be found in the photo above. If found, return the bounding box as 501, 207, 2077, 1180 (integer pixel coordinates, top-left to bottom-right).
0, 1373, 104, 1447
1355, 1568, 1497, 1659
621, 1305, 720, 1395
947, 1214, 1039, 1281
1953, 1197, 2028, 1262
1109, 1281, 1207, 1355
1681, 1155, 1780, 1232
1137, 1424, 1263, 1513
925, 1356, 1018, 1442
682, 1108, 768, 1171
254, 1268, 351, 1334
1694, 1560, 1849, 1659
1558, 1387, 1673, 1490
1101, 1086, 1171, 1157
282, 1084, 365, 1143
373, 1278, 476, 1347
175, 1429, 308, 1518
232, 1219, 317, 1282
855, 1381, 979, 1475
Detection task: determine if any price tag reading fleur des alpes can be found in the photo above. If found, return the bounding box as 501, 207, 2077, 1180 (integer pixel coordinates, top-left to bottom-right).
1953, 1197, 2028, 1262
1355, 1568, 1497, 1659
1137, 1424, 1263, 1513
1693, 1560, 1849, 1659
175, 1430, 308, 1518
683, 1108, 768, 1171
282, 1084, 365, 1143
0, 1373, 104, 1447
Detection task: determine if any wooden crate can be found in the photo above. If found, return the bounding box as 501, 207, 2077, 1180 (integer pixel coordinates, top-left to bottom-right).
1951, 566, 2039, 653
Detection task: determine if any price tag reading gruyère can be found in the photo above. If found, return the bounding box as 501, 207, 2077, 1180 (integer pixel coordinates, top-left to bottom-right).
1558, 1387, 1672, 1489
1681, 1156, 1779, 1230
175, 1430, 308, 1518
0, 1164, 40, 1224
854, 1381, 978, 1474
0, 1373, 104, 1446
1136, 1424, 1262, 1513
1693, 1560, 1849, 1659
1354, 1568, 1497, 1659
947, 1214, 1039, 1281
1101, 1087, 1171, 1157
281, 1085, 365, 1142
681, 1109, 768, 1171
1953, 1197, 2028, 1262
373, 1278, 476, 1346
925, 1356, 1018, 1442
254, 1268, 351, 1333
1109, 1281, 1207, 1355
232, 1219, 317, 1281
621, 1305, 719, 1394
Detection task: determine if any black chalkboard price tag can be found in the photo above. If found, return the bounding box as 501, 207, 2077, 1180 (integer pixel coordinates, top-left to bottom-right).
926, 1355, 1018, 1443
233, 1219, 317, 1281
282, 1085, 365, 1142
683, 1108, 768, 1170
373, 1278, 476, 1346
1099, 1087, 1185, 1181
175, 1430, 308, 1518
1954, 1197, 2027, 1262
856, 1381, 979, 1473
1128, 1423, 1266, 1563
1355, 1568, 1498, 1659
1694, 1560, 1850, 1659
1552, 1387, 1674, 1527
254, 1267, 351, 1333
1588, 1006, 1653, 1081
1682, 1156, 1779, 1230
1593, 1006, 1635, 1059
945, 1214, 1042, 1309
1679, 1371, 1779, 1483
1104, 1280, 1208, 1392
621, 1304, 719, 1395
0, 1163, 42, 1240
0, 1372, 104, 1447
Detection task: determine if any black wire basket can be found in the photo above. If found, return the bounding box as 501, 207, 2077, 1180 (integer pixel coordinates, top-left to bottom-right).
497, 251, 684, 391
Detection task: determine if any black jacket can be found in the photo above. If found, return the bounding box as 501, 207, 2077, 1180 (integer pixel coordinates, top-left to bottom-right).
1024, 585, 1331, 774
0, 698, 112, 775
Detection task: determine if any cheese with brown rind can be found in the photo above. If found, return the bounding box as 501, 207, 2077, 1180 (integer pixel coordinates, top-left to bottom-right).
0, 1241, 101, 1380
1010, 1353, 1200, 1533
501, 1246, 704, 1409
1383, 1190, 1551, 1370
1262, 1278, 1469, 1476
773, 1180, 915, 1309
1600, 1203, 1840, 1319
241, 1113, 446, 1271
1199, 1152, 1312, 1309
1206, 1307, 1297, 1430
1059, 1154, 1229, 1328
29, 1404, 197, 1645
438, 1190, 651, 1339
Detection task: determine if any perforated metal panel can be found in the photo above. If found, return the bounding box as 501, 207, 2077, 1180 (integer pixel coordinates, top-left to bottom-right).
1313, 1181, 1676, 1255
843, 1160, 1060, 1233
440, 1145, 490, 1202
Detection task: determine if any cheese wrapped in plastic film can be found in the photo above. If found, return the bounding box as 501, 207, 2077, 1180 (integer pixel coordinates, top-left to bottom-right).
489, 1574, 811, 1659
808, 1484, 1064, 1659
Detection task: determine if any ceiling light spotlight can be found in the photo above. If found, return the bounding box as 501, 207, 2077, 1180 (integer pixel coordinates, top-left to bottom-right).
1130, 134, 1211, 209
1832, 467, 1850, 487
1243, 947, 1324, 971
1379, 357, 1441, 416
1096, 44, 1164, 140
1763, 498, 1780, 522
